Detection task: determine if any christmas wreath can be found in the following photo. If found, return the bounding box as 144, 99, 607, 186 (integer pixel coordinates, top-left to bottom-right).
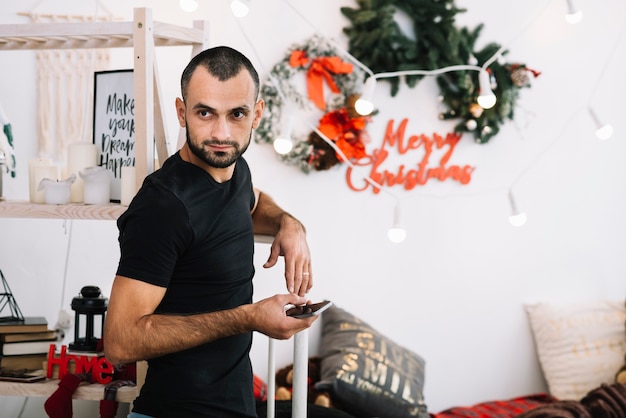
254, 35, 372, 173
340, 0, 539, 143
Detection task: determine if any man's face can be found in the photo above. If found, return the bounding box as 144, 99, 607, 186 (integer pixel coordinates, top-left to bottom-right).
177, 68, 263, 170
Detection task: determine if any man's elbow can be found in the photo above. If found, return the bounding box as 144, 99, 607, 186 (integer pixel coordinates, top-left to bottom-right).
103, 334, 132, 367
103, 342, 123, 367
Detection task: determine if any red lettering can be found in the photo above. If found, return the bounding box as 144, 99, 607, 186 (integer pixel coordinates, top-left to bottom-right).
345, 117, 474, 193
45, 344, 114, 384
345, 154, 376, 192
46, 344, 63, 379
74, 355, 99, 375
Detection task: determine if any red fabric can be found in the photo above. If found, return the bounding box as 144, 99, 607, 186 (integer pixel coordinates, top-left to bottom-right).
99, 399, 118, 418
44, 374, 85, 418
254, 374, 268, 402
44, 357, 137, 418
432, 393, 556, 418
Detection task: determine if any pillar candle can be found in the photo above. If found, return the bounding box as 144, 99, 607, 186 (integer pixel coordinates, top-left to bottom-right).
29, 158, 58, 203
80, 166, 111, 205
120, 166, 136, 206
67, 142, 97, 203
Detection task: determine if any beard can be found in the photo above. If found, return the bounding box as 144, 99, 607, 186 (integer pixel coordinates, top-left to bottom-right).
186, 129, 251, 169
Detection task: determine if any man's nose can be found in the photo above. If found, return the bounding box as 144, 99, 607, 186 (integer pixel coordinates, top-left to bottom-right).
211, 116, 230, 140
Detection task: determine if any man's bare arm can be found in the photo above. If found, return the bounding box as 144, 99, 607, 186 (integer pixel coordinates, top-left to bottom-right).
103, 275, 313, 366
251, 189, 312, 295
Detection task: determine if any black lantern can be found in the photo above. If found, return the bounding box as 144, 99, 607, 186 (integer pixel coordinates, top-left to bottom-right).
69, 286, 108, 352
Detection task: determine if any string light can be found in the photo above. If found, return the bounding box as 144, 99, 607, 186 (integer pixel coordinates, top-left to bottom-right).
564, 0, 583, 24
273, 111, 294, 154
353, 64, 486, 116
587, 107, 613, 140
231, 0, 251, 18
179, 0, 198, 13
477, 69, 497, 109
354, 76, 377, 116
273, 136, 293, 154
235, 0, 618, 237
387, 202, 407, 243
508, 190, 527, 227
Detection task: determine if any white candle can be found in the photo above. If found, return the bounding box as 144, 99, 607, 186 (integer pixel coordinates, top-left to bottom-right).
120, 166, 136, 206
67, 142, 97, 203
29, 158, 58, 203
80, 166, 111, 205
40, 175, 75, 205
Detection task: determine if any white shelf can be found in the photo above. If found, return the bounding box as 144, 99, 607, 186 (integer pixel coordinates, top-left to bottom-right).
0, 7, 209, 220
0, 8, 209, 401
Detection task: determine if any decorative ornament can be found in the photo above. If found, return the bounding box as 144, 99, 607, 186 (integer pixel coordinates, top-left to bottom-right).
510, 64, 541, 87
254, 35, 371, 173
469, 103, 484, 118
341, 0, 540, 143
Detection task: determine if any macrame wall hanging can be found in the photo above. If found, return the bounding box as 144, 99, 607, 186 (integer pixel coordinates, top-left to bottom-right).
20, 6, 112, 163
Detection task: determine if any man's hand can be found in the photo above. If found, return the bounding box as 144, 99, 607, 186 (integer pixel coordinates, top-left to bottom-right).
249, 294, 317, 340
263, 215, 312, 296
251, 189, 313, 296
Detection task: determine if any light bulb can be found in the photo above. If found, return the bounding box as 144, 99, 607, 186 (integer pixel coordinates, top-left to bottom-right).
565, 0, 583, 24
565, 11, 583, 24
595, 124, 613, 140
273, 112, 293, 154
509, 212, 527, 227
588, 107, 613, 140
387, 227, 407, 243
508, 191, 527, 227
477, 70, 496, 109
387, 202, 407, 243
273, 137, 293, 155
354, 98, 374, 116
179, 0, 198, 12
354, 77, 377, 116
231, 0, 250, 18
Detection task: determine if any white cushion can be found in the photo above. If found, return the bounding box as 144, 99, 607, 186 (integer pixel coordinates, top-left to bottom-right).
526, 300, 626, 400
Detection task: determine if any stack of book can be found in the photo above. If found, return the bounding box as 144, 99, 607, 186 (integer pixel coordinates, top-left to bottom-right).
0, 316, 56, 372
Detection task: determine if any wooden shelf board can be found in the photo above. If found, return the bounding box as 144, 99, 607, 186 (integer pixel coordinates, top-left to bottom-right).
0, 20, 206, 51
0, 378, 137, 402
0, 200, 126, 220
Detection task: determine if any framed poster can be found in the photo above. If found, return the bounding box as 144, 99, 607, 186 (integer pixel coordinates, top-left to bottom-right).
92, 69, 135, 202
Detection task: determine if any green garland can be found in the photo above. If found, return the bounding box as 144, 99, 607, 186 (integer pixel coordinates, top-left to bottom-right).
341, 0, 538, 143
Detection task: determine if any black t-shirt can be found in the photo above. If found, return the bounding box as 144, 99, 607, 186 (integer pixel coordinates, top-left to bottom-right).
116, 152, 257, 417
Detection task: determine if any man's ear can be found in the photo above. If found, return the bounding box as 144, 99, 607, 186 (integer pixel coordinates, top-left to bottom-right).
252, 99, 265, 129
175, 97, 186, 128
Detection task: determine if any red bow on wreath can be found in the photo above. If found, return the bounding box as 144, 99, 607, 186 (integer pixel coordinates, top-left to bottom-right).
289, 50, 353, 110
318, 108, 369, 161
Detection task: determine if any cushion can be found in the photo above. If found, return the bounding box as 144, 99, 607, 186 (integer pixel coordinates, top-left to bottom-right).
526, 300, 626, 400
316, 305, 429, 418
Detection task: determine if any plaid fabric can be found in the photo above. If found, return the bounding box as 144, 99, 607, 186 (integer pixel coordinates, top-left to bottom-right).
432, 393, 556, 418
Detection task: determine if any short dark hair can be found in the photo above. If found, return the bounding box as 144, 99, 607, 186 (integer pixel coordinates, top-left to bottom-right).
180, 46, 260, 101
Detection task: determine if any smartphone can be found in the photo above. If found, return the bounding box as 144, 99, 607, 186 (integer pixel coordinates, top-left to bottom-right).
286, 300, 332, 319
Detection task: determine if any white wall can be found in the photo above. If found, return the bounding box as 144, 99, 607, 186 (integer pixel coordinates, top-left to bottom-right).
0, 0, 625, 416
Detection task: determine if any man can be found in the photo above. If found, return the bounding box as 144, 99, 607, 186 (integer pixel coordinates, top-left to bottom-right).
103, 46, 316, 418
